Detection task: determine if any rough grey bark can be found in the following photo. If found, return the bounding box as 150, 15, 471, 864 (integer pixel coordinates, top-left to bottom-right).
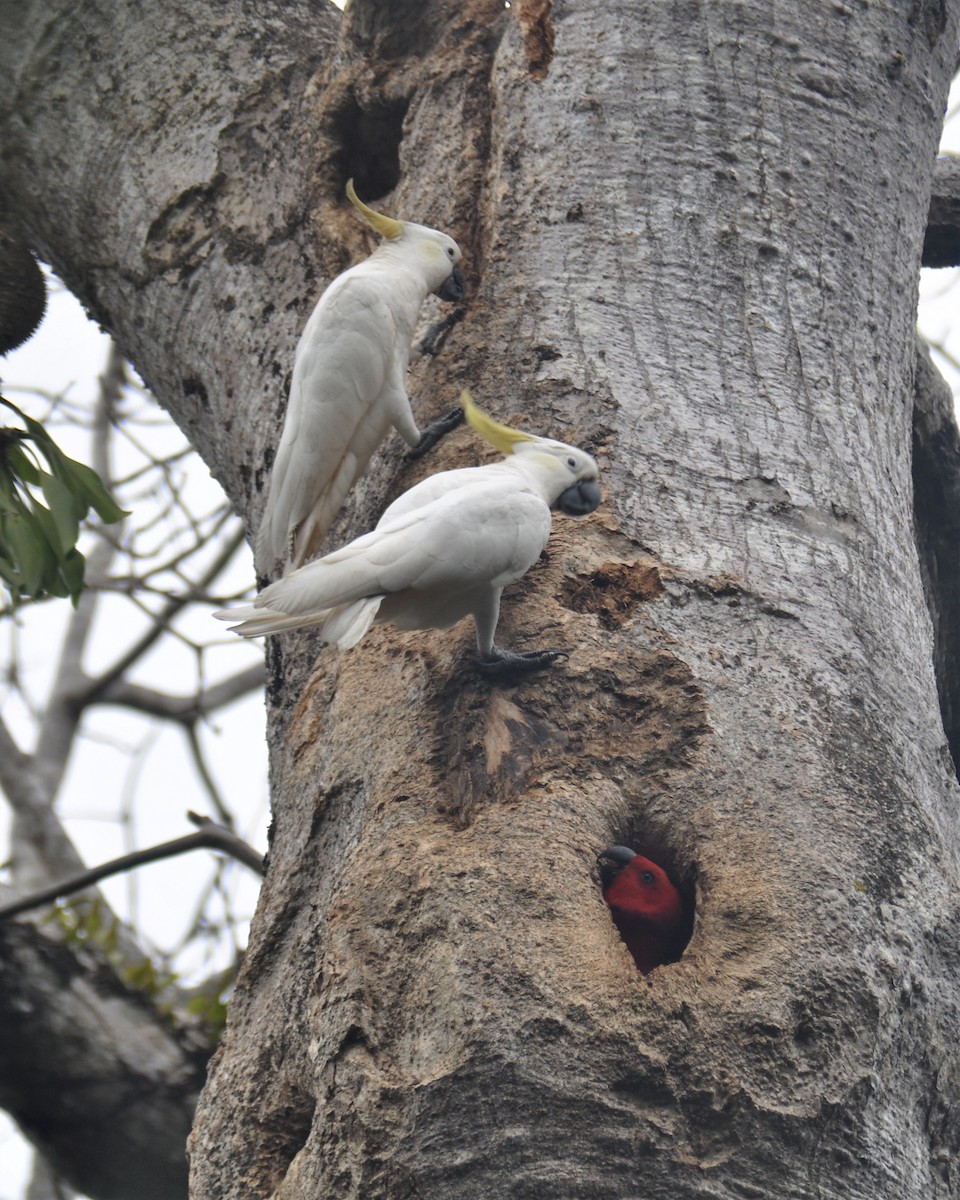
2, 2, 960, 1200
0, 921, 205, 1200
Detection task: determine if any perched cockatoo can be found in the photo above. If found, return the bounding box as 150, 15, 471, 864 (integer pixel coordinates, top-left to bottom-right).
596, 846, 689, 974
217, 393, 601, 675
254, 180, 466, 578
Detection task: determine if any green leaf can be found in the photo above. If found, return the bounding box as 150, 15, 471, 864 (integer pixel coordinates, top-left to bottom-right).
40, 470, 84, 556
0, 404, 128, 604
2, 511, 54, 595
55, 457, 129, 524
122, 957, 167, 996
186, 993, 229, 1040
62, 547, 86, 603
0, 468, 25, 515
26, 495, 65, 557
18, 410, 59, 455
6, 442, 41, 486
18, 410, 128, 524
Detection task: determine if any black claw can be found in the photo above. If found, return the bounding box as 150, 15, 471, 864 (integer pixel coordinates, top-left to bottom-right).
408, 407, 466, 459
475, 646, 570, 677
418, 307, 464, 357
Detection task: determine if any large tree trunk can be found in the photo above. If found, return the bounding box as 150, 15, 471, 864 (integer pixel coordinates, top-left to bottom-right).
2, 1, 960, 1198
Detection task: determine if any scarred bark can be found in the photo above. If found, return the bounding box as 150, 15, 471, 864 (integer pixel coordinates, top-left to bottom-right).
2, 1, 960, 1199
0, 921, 205, 1200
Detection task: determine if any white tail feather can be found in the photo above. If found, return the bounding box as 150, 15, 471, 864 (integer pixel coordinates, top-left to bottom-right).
317, 598, 382, 648
212, 597, 382, 644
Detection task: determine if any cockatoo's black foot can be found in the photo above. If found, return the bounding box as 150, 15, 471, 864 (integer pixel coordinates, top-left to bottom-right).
418, 308, 464, 357
476, 646, 569, 677
408, 407, 465, 458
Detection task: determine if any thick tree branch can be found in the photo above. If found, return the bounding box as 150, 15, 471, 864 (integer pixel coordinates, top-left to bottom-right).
0, 813, 264, 920
0, 918, 204, 1200
923, 156, 960, 267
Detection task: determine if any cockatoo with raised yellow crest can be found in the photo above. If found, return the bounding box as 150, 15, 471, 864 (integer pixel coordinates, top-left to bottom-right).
218, 393, 601, 675
254, 180, 466, 578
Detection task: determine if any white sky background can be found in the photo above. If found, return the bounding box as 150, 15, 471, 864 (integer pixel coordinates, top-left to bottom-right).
1, 79, 959, 1200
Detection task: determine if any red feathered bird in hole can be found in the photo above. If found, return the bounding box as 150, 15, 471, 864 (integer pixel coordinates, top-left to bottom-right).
597, 845, 690, 974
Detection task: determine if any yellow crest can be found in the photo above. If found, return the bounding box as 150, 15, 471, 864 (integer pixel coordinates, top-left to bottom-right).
461, 390, 536, 455
345, 179, 404, 240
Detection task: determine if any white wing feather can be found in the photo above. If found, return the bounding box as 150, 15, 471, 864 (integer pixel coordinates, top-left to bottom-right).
222, 477, 551, 642
255, 268, 419, 576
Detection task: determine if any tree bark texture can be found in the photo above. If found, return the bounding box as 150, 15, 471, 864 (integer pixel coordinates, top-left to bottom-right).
2, 2, 960, 1199
0, 921, 204, 1200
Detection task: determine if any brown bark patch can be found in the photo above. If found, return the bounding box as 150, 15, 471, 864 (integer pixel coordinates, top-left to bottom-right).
568, 647, 709, 780
436, 688, 569, 826
516, 0, 555, 80
252, 1080, 316, 1197
433, 641, 709, 828
559, 559, 664, 630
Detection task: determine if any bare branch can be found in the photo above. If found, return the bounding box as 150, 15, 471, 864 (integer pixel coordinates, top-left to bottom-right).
32, 346, 127, 804
97, 662, 265, 723
0, 813, 264, 920
185, 722, 235, 828
77, 524, 249, 707
0, 707, 39, 812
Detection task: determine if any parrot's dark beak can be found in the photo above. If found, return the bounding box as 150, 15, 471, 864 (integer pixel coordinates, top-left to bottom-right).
597, 844, 636, 888
598, 846, 637, 867
435, 266, 466, 303
557, 478, 601, 516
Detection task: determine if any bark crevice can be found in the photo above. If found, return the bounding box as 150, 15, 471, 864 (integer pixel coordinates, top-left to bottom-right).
912, 338, 960, 777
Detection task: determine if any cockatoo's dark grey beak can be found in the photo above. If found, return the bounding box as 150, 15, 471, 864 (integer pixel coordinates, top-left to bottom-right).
435, 266, 466, 303
557, 478, 601, 516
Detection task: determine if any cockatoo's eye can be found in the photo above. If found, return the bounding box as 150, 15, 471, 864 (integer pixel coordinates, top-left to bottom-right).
446, 245, 456, 259
566, 456, 577, 470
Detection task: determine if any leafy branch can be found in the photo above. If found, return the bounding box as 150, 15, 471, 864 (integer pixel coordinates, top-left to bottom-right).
0, 394, 127, 603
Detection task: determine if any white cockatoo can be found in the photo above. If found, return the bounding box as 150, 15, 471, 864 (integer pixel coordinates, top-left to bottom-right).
218, 393, 601, 675
254, 180, 466, 578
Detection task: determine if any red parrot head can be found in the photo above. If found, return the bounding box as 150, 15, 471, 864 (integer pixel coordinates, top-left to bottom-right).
597, 845, 689, 974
